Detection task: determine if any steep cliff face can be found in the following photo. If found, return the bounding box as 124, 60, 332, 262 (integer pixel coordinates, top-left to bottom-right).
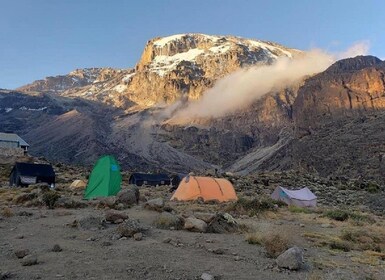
293, 56, 385, 134
127, 34, 301, 105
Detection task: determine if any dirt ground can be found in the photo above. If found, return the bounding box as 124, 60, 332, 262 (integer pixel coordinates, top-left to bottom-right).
1, 184, 385, 280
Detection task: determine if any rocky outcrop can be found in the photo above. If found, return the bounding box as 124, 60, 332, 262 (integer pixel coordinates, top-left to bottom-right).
293, 56, 385, 134
17, 68, 105, 94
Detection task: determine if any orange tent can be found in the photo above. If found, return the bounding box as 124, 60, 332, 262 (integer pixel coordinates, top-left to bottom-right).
171, 176, 238, 202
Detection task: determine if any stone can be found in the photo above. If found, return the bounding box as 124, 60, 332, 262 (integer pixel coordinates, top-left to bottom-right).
52, 244, 62, 252
105, 210, 128, 223
144, 198, 164, 212
162, 238, 172, 243
77, 216, 105, 231
116, 188, 139, 207
206, 213, 238, 233
0, 271, 11, 279
184, 217, 207, 233
276, 246, 304, 270
154, 212, 184, 230
133, 232, 143, 241
321, 223, 334, 228
15, 249, 30, 259
193, 212, 216, 223
101, 241, 112, 247
55, 197, 86, 209
201, 272, 214, 280
212, 248, 225, 255
21, 255, 38, 266
116, 219, 144, 237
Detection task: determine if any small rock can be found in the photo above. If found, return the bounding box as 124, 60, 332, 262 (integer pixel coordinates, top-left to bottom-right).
116, 219, 145, 237
234, 256, 241, 261
184, 217, 207, 233
0, 271, 11, 279
133, 232, 143, 241
105, 210, 128, 223
300, 224, 305, 227
15, 234, 24, 239
212, 248, 225, 255
276, 246, 304, 270
163, 237, 172, 243
114, 218, 124, 224
77, 216, 105, 231
201, 272, 214, 280
15, 249, 30, 259
21, 255, 38, 266
321, 223, 334, 228
194, 212, 216, 223
154, 212, 184, 230
144, 198, 165, 212
101, 241, 112, 246
52, 244, 62, 252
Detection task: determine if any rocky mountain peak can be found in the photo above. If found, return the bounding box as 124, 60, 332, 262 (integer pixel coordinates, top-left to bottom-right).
137, 33, 302, 75
324, 55, 383, 74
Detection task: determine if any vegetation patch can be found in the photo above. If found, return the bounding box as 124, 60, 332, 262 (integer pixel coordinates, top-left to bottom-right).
245, 232, 263, 245
288, 205, 313, 214
226, 197, 285, 217
245, 231, 289, 257
42, 190, 61, 209
324, 209, 376, 224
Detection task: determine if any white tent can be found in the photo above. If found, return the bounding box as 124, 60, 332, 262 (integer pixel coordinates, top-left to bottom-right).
271, 186, 317, 207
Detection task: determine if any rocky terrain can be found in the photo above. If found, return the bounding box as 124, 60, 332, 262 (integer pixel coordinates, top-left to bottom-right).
1, 34, 385, 185
1, 155, 385, 279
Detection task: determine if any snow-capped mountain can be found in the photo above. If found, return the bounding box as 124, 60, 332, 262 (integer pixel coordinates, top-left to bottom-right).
17, 33, 301, 108
5, 34, 385, 183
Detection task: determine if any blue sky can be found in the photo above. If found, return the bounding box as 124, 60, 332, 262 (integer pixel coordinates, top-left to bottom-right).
0, 0, 383, 89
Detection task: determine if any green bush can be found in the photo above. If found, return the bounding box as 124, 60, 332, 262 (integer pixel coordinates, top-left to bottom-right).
324, 210, 350, 221
227, 197, 284, 217
42, 191, 60, 209
329, 239, 351, 252
288, 205, 312, 214
325, 209, 375, 223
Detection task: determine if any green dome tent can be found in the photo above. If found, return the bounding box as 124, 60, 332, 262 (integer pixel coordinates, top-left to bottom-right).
84, 155, 122, 200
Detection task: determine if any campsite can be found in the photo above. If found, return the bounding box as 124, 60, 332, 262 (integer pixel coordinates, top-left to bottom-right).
1, 155, 385, 280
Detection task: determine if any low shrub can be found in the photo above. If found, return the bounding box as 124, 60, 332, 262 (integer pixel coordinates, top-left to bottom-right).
329, 239, 351, 252
42, 191, 60, 209
227, 197, 284, 217
262, 234, 289, 258
1, 207, 13, 217
288, 205, 313, 214
324, 210, 350, 221
245, 232, 263, 245
324, 209, 376, 224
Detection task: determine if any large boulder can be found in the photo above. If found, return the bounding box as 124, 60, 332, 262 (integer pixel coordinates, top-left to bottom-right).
116, 188, 139, 207
184, 217, 207, 233
276, 246, 304, 270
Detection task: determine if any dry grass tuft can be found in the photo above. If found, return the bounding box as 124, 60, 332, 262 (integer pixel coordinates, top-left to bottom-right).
1, 207, 13, 217
263, 234, 289, 257
245, 232, 263, 245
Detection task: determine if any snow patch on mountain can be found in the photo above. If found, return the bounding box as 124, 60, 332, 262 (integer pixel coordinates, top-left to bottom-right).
151, 48, 205, 76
